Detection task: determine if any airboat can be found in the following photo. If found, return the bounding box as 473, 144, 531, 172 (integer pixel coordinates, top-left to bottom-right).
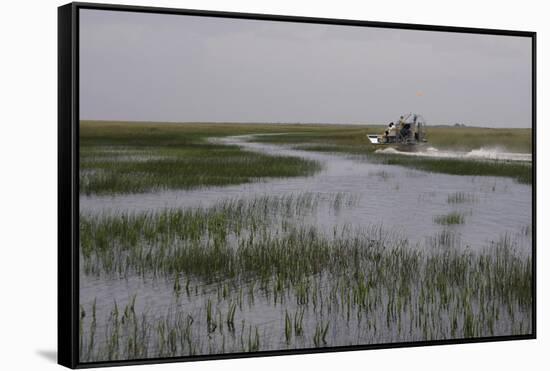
367, 113, 428, 149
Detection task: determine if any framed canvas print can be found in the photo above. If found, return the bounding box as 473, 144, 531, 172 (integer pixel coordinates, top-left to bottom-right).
58, 2, 536, 368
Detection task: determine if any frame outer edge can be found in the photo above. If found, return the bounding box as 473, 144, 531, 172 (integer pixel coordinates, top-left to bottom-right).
62, 2, 536, 368
58, 2, 79, 369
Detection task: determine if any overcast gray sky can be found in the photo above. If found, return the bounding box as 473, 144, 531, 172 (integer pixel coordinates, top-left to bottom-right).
80, 9, 532, 127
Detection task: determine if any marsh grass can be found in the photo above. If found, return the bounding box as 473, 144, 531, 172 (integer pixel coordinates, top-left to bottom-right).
313, 321, 330, 347
80, 121, 322, 195
80, 150, 320, 196
427, 229, 461, 249
369, 154, 532, 184
447, 192, 478, 204
79, 225, 532, 361
80, 193, 359, 277
433, 212, 466, 225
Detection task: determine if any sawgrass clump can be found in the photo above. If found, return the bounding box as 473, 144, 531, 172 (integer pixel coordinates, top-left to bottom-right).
434, 212, 466, 225
80, 121, 322, 195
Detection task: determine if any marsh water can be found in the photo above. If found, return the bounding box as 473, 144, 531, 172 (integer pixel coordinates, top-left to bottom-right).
79, 135, 532, 359
81, 135, 531, 249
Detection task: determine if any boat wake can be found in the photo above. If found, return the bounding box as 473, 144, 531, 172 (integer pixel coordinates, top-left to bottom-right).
374, 146, 531, 162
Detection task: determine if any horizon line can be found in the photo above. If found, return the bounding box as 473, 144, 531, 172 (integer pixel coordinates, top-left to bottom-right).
79, 119, 531, 129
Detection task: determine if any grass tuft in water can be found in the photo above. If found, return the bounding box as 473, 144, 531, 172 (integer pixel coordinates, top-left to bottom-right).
433, 212, 466, 225
447, 192, 478, 204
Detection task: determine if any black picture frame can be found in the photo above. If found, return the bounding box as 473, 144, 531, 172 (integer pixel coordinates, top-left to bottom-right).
58, 2, 537, 368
